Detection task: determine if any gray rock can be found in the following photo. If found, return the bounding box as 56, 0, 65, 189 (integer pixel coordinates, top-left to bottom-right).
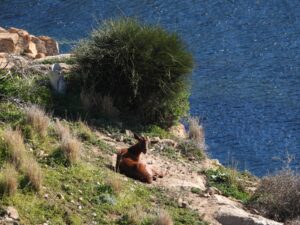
215, 206, 283, 225
6, 207, 19, 220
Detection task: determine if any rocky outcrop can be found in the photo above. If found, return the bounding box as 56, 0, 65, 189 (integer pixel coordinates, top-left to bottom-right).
215, 205, 283, 225
168, 123, 186, 139
0, 27, 59, 59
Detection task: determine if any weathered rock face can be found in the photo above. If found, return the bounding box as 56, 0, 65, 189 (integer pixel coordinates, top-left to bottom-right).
0, 33, 19, 53
168, 123, 187, 139
0, 27, 59, 59
215, 205, 283, 225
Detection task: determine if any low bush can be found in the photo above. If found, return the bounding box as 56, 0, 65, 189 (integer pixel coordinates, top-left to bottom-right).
249, 169, 300, 222
177, 139, 206, 161
75, 18, 194, 127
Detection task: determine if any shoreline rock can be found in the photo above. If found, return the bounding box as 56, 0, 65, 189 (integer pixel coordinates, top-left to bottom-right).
0, 26, 59, 60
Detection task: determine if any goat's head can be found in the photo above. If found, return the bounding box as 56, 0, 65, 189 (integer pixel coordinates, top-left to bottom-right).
134, 133, 150, 154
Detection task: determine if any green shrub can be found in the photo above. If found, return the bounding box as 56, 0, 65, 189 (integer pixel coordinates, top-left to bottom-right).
205, 168, 251, 203
74, 18, 194, 127
178, 139, 206, 161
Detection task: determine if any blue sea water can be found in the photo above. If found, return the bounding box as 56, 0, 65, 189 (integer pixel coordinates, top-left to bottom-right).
1, 0, 299, 176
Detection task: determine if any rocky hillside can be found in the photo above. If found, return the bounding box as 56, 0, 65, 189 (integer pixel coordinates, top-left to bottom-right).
0, 52, 286, 225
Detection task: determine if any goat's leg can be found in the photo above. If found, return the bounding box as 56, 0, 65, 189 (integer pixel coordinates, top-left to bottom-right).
136, 163, 153, 184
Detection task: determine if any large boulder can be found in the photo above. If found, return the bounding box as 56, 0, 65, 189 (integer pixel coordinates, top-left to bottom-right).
215, 205, 283, 225
0, 33, 19, 53
0, 27, 59, 59
39, 36, 59, 56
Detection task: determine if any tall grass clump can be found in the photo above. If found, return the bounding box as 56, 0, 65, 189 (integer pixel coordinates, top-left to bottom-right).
3, 128, 42, 191
75, 18, 194, 127
188, 116, 207, 151
154, 210, 173, 225
25, 105, 50, 137
3, 128, 26, 168
23, 156, 42, 191
250, 169, 300, 222
0, 163, 18, 196
55, 119, 71, 140
55, 119, 81, 165
61, 137, 81, 165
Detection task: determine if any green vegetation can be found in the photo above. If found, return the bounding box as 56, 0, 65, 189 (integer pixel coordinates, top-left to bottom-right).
0, 63, 207, 224
75, 18, 194, 127
39, 56, 76, 65
204, 167, 254, 203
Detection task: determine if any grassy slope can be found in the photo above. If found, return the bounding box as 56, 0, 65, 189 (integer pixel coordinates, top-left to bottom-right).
0, 71, 208, 225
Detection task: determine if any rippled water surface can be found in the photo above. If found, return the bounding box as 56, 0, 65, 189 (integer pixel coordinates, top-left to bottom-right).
1, 0, 299, 176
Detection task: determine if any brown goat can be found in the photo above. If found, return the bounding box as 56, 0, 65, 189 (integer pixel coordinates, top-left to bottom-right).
115, 133, 162, 183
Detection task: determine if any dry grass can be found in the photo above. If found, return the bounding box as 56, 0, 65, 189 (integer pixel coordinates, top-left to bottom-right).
22, 156, 42, 191
1, 163, 18, 196
286, 218, 300, 225
154, 210, 173, 225
124, 206, 147, 224
61, 137, 81, 165
80, 91, 119, 118
3, 128, 26, 168
250, 169, 300, 222
55, 119, 81, 165
78, 121, 94, 141
188, 116, 207, 151
105, 175, 122, 194
80, 90, 94, 111
2, 128, 42, 192
25, 105, 50, 137
55, 119, 71, 140
98, 95, 119, 118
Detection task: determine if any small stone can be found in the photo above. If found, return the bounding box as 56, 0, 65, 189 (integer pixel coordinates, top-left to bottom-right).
188, 156, 195, 161
117, 135, 124, 142
44, 194, 49, 199
6, 206, 19, 220
124, 130, 133, 137
181, 201, 188, 208
178, 197, 183, 205
78, 205, 82, 210
150, 195, 156, 202
147, 160, 153, 165
92, 212, 97, 217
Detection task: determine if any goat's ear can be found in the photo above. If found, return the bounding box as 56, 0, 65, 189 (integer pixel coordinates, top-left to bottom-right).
133, 132, 141, 140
